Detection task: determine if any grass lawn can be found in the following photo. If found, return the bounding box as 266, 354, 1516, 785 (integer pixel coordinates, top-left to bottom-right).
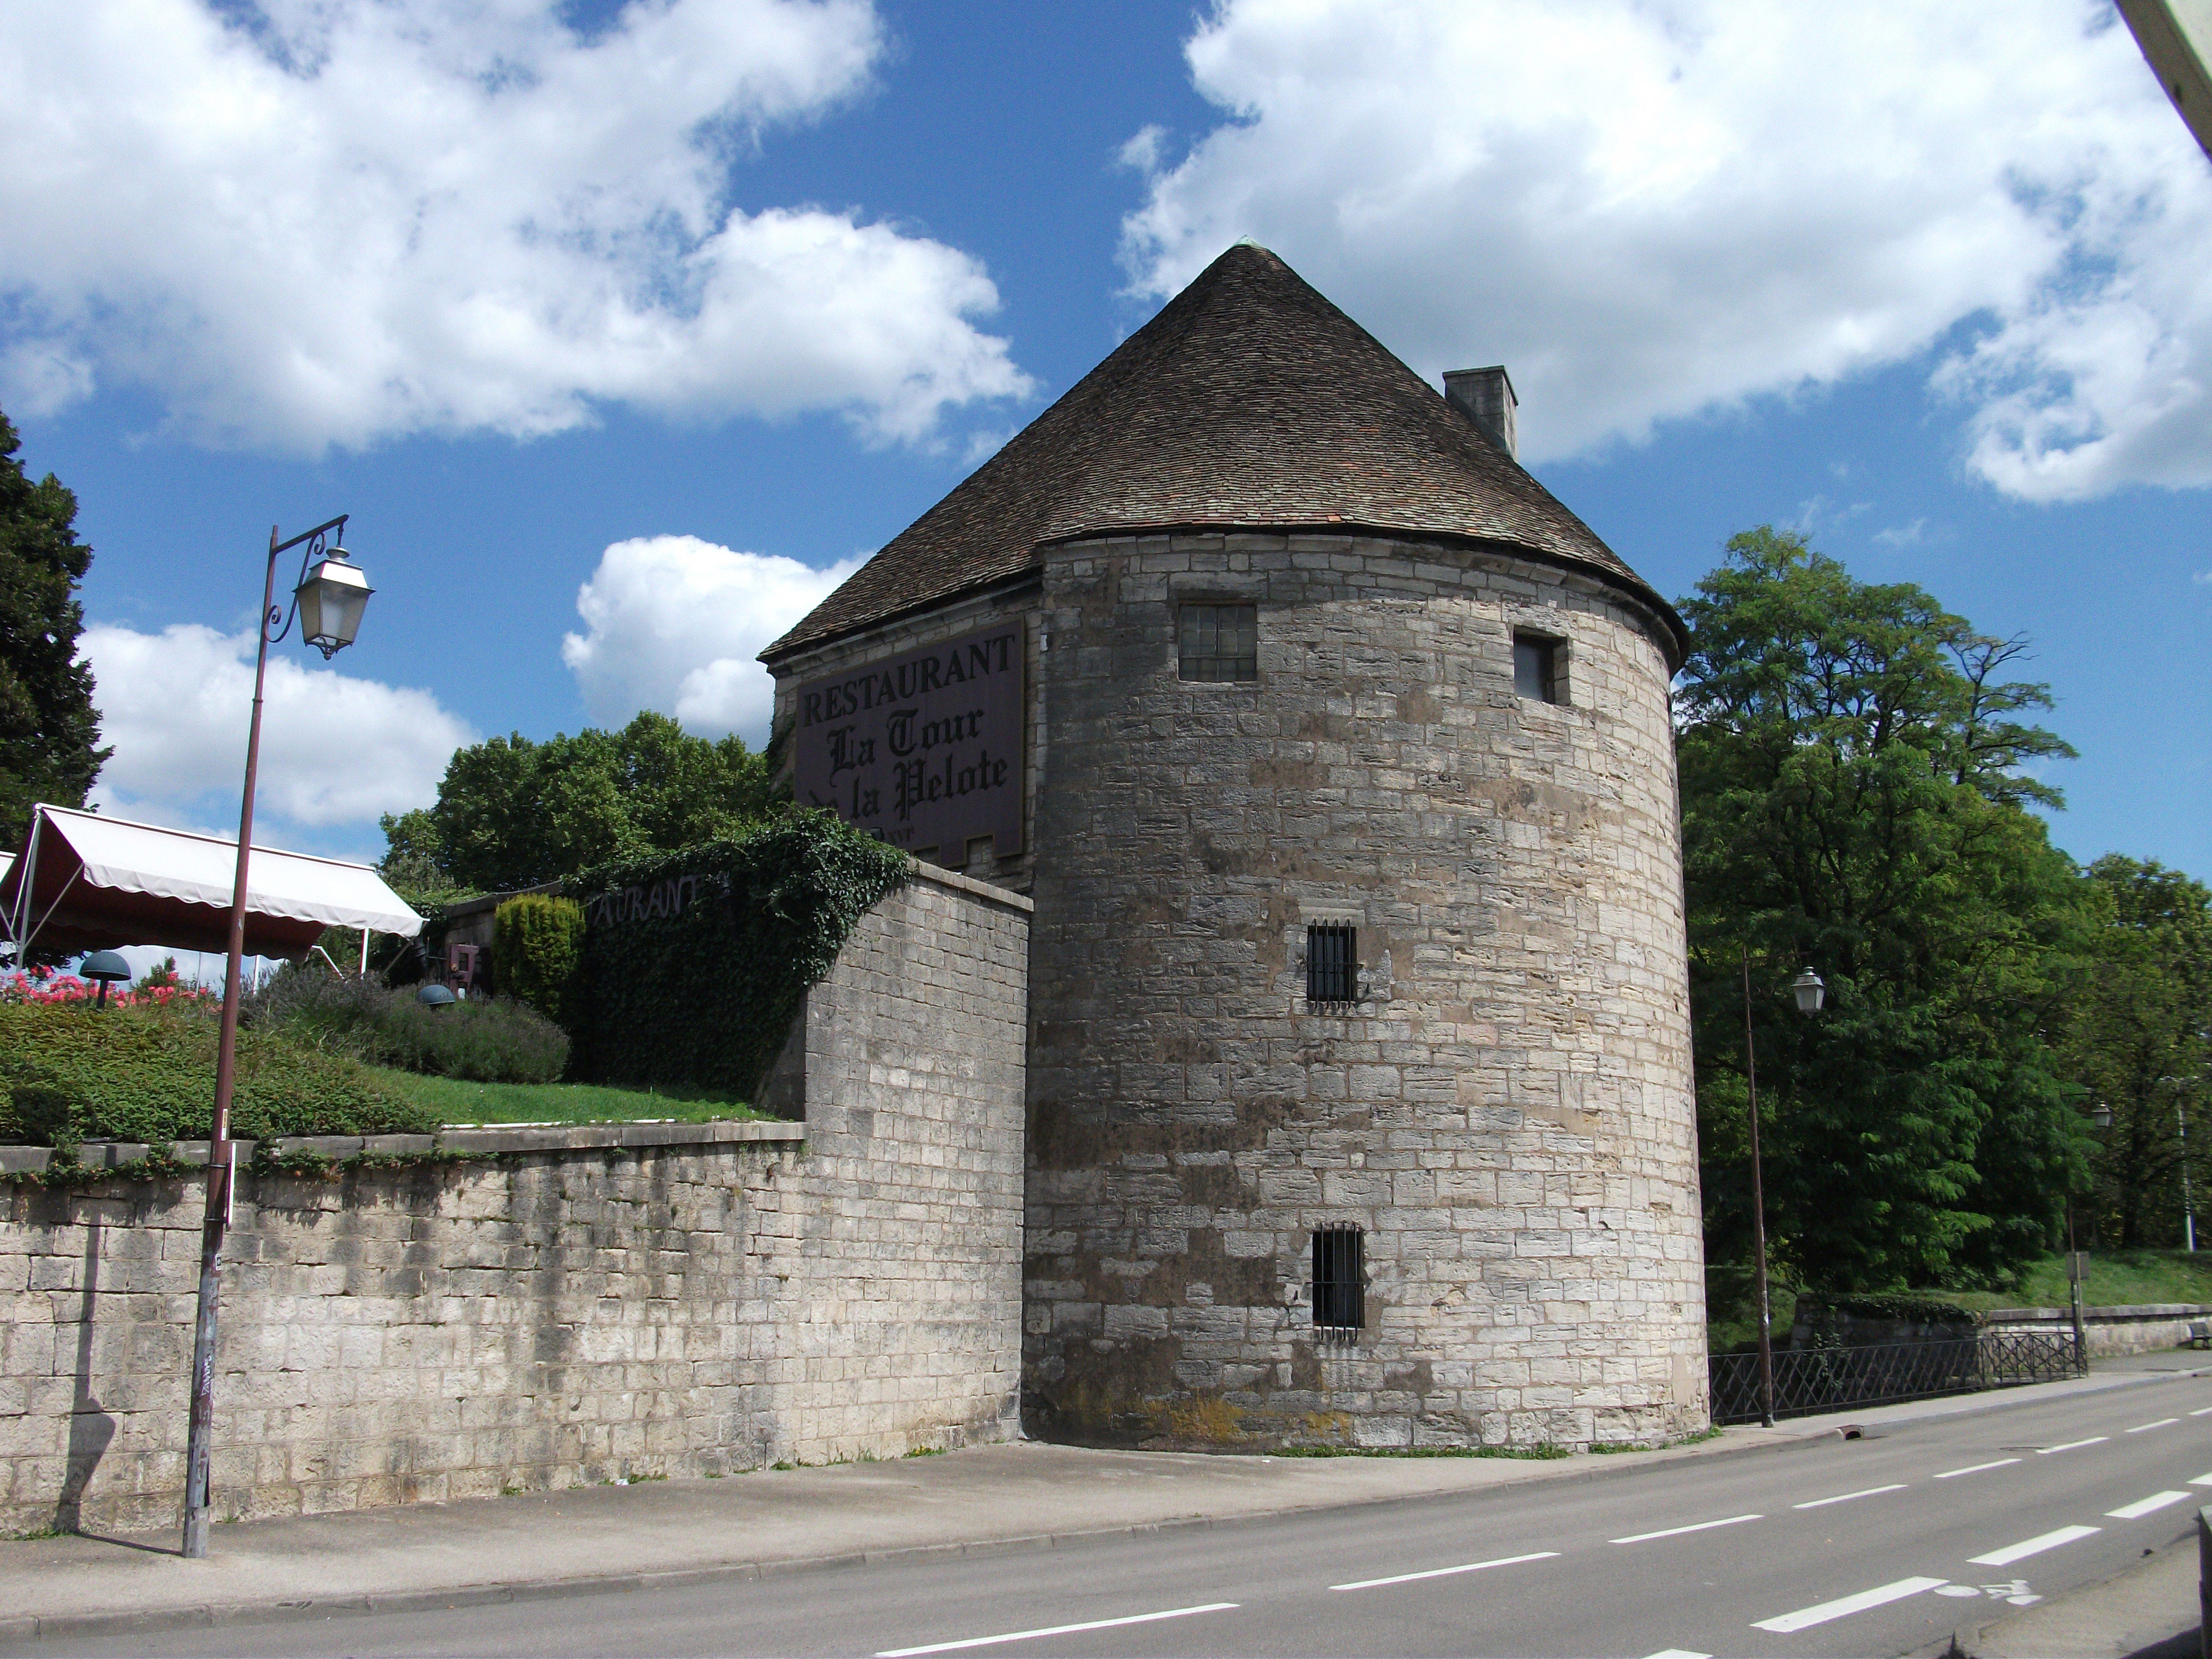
1937, 1248, 2212, 1312
370, 1068, 781, 1128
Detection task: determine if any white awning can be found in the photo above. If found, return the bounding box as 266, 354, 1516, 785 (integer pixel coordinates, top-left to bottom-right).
0, 804, 421, 960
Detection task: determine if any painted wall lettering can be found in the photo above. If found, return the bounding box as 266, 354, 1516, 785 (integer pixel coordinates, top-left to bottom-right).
586, 874, 704, 930
792, 624, 1024, 860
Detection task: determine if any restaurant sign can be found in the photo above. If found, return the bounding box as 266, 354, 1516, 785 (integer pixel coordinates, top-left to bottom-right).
791, 624, 1023, 860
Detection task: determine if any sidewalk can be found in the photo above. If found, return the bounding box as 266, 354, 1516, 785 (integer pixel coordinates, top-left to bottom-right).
0, 1358, 2199, 1647
1946, 1533, 2202, 1659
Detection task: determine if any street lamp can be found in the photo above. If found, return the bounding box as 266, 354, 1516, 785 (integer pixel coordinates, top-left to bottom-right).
1791, 969, 1825, 1015
1743, 951, 1826, 1430
181, 517, 372, 1559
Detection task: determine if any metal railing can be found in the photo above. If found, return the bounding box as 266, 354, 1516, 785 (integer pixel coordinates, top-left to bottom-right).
1709, 1330, 2084, 1425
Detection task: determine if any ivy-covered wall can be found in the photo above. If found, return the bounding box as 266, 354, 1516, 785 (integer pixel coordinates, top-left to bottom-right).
563, 813, 908, 1103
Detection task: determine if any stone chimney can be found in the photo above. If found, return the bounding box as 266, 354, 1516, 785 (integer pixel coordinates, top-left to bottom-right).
1443, 366, 1517, 460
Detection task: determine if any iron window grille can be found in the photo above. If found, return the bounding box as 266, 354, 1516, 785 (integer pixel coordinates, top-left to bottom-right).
1513, 633, 1561, 703
1313, 1227, 1365, 1339
1178, 603, 1259, 683
1307, 923, 1357, 1003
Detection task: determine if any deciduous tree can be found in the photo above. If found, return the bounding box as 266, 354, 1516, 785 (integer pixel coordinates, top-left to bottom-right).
2062, 856, 2211, 1248
379, 710, 782, 896
1681, 526, 2091, 1291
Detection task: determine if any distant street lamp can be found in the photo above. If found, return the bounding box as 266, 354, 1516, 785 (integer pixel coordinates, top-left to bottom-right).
1744, 953, 1824, 1430
182, 517, 373, 1560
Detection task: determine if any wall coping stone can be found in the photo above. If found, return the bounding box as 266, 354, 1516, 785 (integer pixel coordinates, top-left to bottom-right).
1981, 1303, 2212, 1323
906, 858, 1032, 913
0, 1118, 805, 1174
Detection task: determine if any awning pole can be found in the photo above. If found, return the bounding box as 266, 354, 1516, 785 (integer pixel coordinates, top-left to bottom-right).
8, 808, 41, 959
359, 927, 371, 978
19, 868, 82, 962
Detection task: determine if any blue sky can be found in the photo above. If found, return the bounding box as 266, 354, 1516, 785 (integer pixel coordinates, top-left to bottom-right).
2, 0, 2207, 879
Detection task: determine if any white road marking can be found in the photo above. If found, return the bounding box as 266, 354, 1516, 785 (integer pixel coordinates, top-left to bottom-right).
2108, 1491, 2194, 1519
2126, 1418, 2180, 1432
1751, 1577, 1949, 1632
1610, 1514, 1762, 1544
1936, 1457, 2021, 1479
2190, 1407, 2212, 1417
2037, 1437, 2110, 1454
2191, 1473, 2212, 1487
1331, 1551, 1559, 1591
1970, 1525, 2103, 1566
1934, 1585, 1983, 1598
1793, 1483, 1907, 1509
875, 1604, 1240, 1657
1640, 1651, 1714, 1658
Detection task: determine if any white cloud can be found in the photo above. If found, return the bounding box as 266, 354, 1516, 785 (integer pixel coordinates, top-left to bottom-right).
1873, 518, 1942, 548
0, 0, 1031, 450
1123, 0, 2212, 502
561, 535, 862, 744
81, 622, 473, 832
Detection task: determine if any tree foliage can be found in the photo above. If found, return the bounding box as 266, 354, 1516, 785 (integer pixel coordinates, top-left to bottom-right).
1681, 527, 2092, 1291
379, 710, 784, 897
2059, 857, 2212, 1249
0, 409, 106, 846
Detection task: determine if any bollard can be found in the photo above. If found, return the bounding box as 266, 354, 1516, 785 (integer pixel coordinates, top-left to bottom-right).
2199, 1505, 2211, 1659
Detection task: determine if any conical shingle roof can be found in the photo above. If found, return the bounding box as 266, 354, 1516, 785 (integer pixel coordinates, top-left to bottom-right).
762, 244, 1681, 663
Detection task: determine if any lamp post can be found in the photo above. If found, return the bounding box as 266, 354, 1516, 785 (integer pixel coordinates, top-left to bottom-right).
2070, 1103, 2115, 1368
181, 518, 372, 1559
1743, 951, 1824, 1430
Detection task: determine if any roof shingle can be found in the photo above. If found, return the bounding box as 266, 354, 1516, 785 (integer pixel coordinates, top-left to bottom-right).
761, 244, 1681, 663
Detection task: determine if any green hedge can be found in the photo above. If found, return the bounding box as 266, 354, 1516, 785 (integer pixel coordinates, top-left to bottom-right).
491, 894, 585, 1025
563, 811, 907, 1102
0, 1001, 437, 1146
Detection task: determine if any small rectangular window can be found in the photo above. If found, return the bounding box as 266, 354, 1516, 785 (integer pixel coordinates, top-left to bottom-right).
1307, 923, 1357, 1002
1313, 1227, 1365, 1337
1513, 634, 1560, 703
1178, 603, 1258, 683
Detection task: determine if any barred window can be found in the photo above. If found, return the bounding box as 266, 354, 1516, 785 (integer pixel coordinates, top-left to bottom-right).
1178, 603, 1258, 683
1313, 1228, 1365, 1337
1514, 633, 1561, 703
1307, 923, 1357, 1003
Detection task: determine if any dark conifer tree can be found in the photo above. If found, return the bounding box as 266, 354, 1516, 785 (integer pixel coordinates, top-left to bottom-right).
0, 410, 107, 844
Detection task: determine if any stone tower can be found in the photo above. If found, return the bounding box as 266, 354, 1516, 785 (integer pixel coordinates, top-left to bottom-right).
761, 244, 1706, 1451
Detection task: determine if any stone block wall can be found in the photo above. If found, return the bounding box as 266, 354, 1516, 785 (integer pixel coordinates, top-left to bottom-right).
1022, 529, 1705, 1451
1981, 1303, 2212, 1358
0, 865, 1029, 1536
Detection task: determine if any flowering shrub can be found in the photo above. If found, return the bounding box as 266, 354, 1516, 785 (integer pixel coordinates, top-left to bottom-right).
0, 970, 212, 1009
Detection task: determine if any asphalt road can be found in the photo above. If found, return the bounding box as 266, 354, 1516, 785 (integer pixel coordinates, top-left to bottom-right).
21, 1373, 2212, 1659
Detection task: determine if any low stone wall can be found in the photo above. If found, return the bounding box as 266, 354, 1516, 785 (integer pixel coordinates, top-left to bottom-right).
0, 864, 1030, 1536
1980, 1304, 2212, 1358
